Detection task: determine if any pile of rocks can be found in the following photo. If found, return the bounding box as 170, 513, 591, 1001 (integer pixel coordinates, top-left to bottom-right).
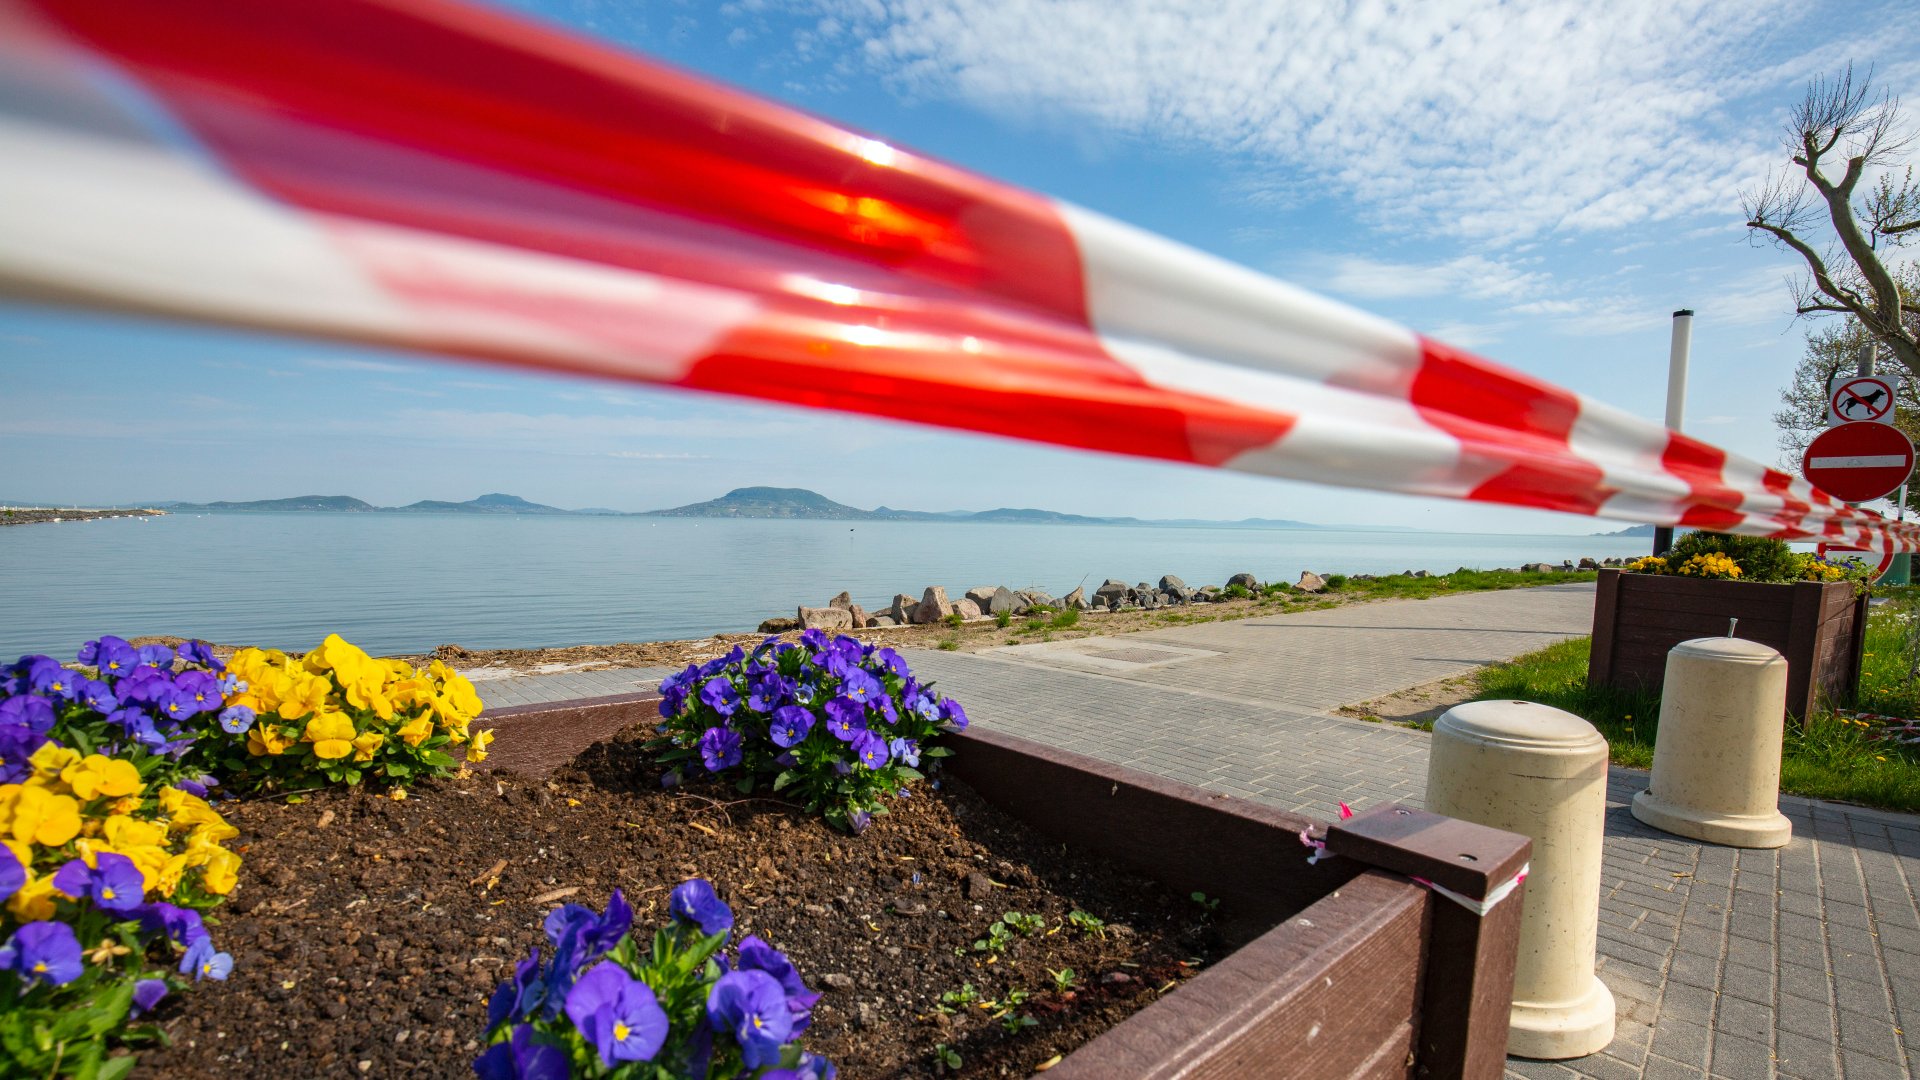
779, 571, 1284, 632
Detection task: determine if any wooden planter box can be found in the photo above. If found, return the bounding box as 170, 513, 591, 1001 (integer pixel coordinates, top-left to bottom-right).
484, 694, 1531, 1080
1588, 568, 1868, 719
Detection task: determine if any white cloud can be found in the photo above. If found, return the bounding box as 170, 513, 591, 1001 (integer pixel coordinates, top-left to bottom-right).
303, 356, 417, 374
1322, 254, 1545, 301
785, 0, 1914, 240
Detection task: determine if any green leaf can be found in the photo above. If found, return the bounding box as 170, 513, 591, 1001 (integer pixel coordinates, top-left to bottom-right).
420, 749, 457, 768
771, 770, 799, 792
921, 746, 954, 759
895, 767, 925, 781
734, 776, 755, 794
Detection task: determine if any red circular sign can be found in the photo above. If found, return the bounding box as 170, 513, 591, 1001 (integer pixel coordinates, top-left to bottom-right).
1803, 422, 1916, 502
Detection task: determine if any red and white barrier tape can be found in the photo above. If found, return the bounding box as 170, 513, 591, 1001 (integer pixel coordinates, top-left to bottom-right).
2, 0, 1914, 550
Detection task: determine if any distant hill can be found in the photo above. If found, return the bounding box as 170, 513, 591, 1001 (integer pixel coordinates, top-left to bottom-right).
648, 487, 871, 520
1594, 524, 1658, 537
147, 486, 1360, 530
396, 493, 569, 514
167, 495, 377, 513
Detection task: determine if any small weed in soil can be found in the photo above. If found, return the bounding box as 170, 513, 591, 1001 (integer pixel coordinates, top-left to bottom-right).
132, 726, 1223, 1078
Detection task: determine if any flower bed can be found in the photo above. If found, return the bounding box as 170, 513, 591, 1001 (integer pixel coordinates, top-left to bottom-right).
129, 740, 1228, 1077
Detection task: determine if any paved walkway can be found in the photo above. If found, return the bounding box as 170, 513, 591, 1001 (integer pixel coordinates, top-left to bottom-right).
474, 585, 1920, 1080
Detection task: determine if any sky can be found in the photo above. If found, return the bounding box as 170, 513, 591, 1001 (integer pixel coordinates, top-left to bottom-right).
4, 0, 1917, 531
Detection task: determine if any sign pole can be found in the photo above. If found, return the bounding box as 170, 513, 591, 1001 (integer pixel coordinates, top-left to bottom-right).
1653, 309, 1693, 556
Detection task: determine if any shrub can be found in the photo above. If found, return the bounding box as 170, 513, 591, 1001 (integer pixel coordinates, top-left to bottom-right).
1324, 574, 1349, 589
1047, 608, 1080, 629
1, 639, 242, 1076
653, 632, 967, 832
479, 879, 832, 1078
994, 610, 1013, 629
1665, 531, 1799, 582
208, 634, 492, 790
1221, 584, 1250, 600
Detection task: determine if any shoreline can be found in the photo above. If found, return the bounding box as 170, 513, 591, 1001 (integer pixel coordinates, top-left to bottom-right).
0, 506, 167, 526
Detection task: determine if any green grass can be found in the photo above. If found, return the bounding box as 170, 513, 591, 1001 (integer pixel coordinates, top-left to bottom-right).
1465, 608, 1920, 813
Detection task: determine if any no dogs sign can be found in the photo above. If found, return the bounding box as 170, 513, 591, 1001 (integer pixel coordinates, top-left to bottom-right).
1829, 375, 1900, 426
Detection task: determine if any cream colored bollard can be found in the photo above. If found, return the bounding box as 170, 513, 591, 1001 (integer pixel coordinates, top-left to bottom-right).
1428, 700, 1615, 1060
1630, 637, 1793, 848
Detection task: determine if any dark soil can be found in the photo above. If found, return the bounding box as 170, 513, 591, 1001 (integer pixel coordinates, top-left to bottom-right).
133, 725, 1224, 1078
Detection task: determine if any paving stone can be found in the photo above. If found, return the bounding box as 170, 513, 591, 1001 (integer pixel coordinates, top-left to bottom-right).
1773, 1027, 1839, 1079
1708, 1034, 1773, 1079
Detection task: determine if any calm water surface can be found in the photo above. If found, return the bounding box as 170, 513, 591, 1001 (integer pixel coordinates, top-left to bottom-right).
0, 514, 1649, 658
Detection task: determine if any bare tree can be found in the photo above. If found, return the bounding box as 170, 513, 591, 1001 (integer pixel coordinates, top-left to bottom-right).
1745, 66, 1920, 375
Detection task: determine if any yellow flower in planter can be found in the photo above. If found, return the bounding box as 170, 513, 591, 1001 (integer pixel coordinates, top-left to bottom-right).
395, 713, 434, 748
200, 846, 241, 895
303, 711, 357, 760
29, 742, 80, 785
247, 722, 296, 757
8, 872, 59, 921
467, 728, 494, 763
352, 730, 386, 762
61, 754, 144, 801
277, 674, 331, 720
2, 783, 82, 847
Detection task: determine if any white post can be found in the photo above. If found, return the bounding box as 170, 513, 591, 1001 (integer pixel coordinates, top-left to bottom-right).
1665, 309, 1693, 431
1653, 309, 1694, 555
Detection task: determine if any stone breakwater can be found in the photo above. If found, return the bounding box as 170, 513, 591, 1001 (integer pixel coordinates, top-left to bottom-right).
0, 507, 167, 527
771, 557, 1627, 632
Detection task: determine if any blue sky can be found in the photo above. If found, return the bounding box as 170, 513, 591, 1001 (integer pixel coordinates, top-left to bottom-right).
4, 0, 1915, 530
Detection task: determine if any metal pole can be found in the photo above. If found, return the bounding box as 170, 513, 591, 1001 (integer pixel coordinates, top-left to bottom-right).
1653, 309, 1693, 556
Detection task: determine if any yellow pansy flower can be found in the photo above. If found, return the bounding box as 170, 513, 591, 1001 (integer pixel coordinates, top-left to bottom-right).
277, 674, 331, 720
8, 873, 59, 921
61, 754, 145, 801
28, 743, 80, 786
247, 723, 296, 757
200, 847, 240, 895
304, 711, 357, 760
467, 728, 495, 763
3, 784, 82, 847
394, 714, 434, 748
352, 730, 386, 763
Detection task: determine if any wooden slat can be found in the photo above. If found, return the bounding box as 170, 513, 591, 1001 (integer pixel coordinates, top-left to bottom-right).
1588, 570, 1621, 688
1046, 870, 1426, 1080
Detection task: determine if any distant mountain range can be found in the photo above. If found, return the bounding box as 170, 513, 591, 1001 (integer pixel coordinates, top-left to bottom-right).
1592, 524, 1657, 538
149, 486, 1407, 530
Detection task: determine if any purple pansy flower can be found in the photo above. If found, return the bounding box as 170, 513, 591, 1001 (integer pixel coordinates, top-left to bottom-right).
698, 727, 744, 772
2, 921, 83, 988
848, 810, 872, 834
0, 844, 23, 904
132, 978, 169, 1017
218, 704, 256, 734
135, 901, 209, 947
938, 697, 969, 731
736, 934, 822, 1034
489, 947, 546, 1026
474, 1024, 571, 1080
797, 628, 829, 651
769, 706, 813, 748
181, 936, 232, 981
823, 698, 867, 742
699, 678, 740, 717
136, 643, 175, 670
706, 968, 793, 1069
94, 636, 138, 678
0, 693, 56, 735
838, 668, 883, 706
763, 1054, 840, 1080
177, 640, 220, 669
564, 961, 670, 1067
746, 676, 789, 713
889, 738, 920, 767
75, 677, 117, 713
852, 732, 888, 770
52, 851, 145, 912
540, 889, 633, 1015
669, 878, 734, 936
0, 724, 47, 785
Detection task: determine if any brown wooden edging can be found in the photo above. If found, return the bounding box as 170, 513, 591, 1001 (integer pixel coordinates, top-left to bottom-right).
479, 696, 1531, 1079
1588, 568, 1867, 719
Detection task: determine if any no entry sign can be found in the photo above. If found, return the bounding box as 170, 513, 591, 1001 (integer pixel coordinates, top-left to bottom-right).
1803, 422, 1916, 502
1816, 542, 1897, 579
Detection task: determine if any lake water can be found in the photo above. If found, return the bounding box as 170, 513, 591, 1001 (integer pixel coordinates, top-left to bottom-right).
0, 513, 1650, 659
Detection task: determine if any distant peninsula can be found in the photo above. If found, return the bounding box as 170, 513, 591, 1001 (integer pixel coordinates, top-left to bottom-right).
144, 486, 1397, 530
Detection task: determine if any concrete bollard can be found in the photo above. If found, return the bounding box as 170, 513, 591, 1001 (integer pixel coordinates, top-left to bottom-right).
1428, 700, 1615, 1060
1631, 637, 1793, 848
